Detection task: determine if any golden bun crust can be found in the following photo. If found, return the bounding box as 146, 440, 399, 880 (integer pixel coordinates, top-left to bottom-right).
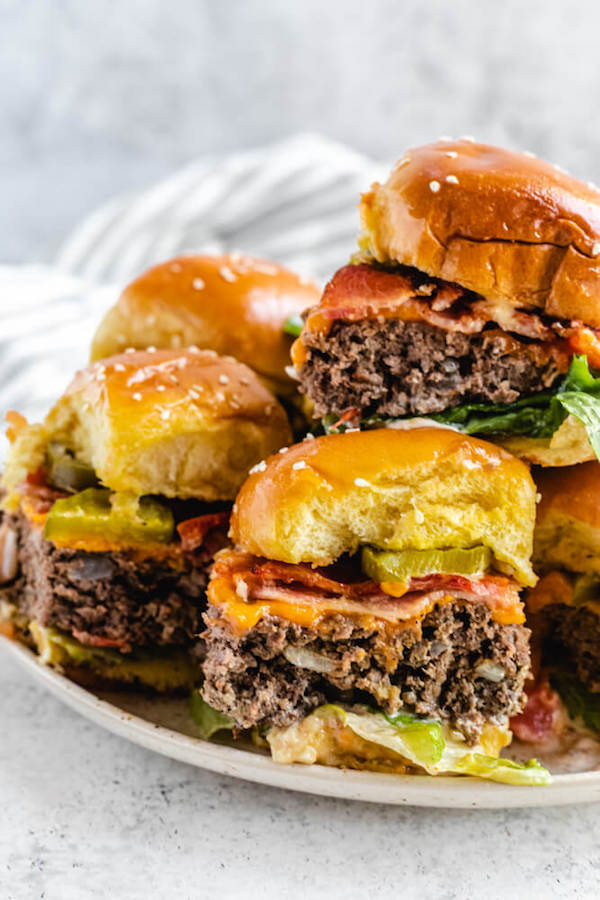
534, 462, 600, 574
90, 254, 320, 395
360, 140, 600, 326
232, 427, 537, 585
495, 416, 595, 467
3, 349, 291, 502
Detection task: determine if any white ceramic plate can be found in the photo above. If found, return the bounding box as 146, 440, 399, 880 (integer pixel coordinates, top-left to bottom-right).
4, 636, 600, 808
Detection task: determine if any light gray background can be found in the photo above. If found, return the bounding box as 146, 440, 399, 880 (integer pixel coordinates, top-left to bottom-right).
4, 0, 600, 263
3, 2, 600, 897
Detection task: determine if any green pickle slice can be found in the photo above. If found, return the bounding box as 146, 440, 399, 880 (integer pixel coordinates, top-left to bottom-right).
361, 545, 492, 583
46, 442, 98, 493
44, 488, 174, 545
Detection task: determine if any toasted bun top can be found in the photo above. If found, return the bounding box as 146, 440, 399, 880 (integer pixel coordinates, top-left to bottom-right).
3, 349, 291, 502
90, 254, 320, 394
231, 427, 537, 585
360, 140, 600, 326
533, 462, 600, 575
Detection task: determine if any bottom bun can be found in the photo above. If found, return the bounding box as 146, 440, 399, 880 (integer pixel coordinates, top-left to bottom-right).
497, 416, 595, 467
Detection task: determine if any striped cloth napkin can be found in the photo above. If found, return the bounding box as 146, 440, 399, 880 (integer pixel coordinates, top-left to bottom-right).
0, 134, 383, 460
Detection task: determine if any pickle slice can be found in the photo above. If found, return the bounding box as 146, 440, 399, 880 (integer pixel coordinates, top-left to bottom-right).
46, 442, 98, 492
572, 574, 600, 605
361, 545, 492, 583
44, 488, 174, 545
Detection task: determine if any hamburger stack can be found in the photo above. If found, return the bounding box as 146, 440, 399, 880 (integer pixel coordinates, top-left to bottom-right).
288, 140, 600, 754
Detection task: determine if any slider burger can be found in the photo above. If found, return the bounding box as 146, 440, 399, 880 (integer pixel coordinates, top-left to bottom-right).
90, 253, 320, 403
524, 463, 600, 729
0, 349, 291, 689
292, 140, 600, 466
197, 428, 549, 783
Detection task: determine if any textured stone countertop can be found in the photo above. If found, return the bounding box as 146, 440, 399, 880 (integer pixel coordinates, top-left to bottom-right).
1, 651, 599, 900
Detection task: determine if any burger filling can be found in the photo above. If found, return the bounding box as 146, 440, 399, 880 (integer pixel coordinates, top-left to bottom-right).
293, 263, 600, 457
0, 451, 230, 689
200, 550, 530, 744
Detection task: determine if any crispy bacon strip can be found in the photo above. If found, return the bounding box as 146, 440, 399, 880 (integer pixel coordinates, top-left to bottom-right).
215, 551, 522, 625
510, 677, 565, 744
71, 630, 131, 652
304, 265, 600, 368
177, 511, 230, 553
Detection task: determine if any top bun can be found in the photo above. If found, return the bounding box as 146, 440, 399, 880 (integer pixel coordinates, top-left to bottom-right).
231, 427, 537, 586
90, 254, 320, 395
3, 349, 292, 502
534, 462, 600, 574
360, 140, 600, 326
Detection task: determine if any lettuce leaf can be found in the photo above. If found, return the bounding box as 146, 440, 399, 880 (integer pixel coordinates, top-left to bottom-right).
430, 356, 600, 451
268, 705, 551, 785
189, 693, 235, 740
283, 314, 304, 337
551, 672, 600, 734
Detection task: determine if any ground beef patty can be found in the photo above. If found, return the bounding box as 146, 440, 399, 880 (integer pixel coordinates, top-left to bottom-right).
202, 601, 530, 743
2, 512, 207, 649
299, 319, 565, 418
540, 604, 600, 692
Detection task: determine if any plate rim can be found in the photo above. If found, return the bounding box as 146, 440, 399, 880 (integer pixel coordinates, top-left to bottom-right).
3, 635, 600, 808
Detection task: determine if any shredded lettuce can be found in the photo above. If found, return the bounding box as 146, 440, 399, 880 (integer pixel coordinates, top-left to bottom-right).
268, 704, 551, 785
551, 672, 600, 735
190, 693, 235, 740
283, 314, 304, 337
322, 356, 600, 460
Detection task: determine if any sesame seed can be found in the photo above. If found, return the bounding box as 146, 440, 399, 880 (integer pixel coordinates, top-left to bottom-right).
292, 461, 307, 470
171, 335, 182, 348
157, 384, 166, 391
429, 180, 441, 193
146, 314, 156, 325
249, 460, 267, 474
192, 278, 205, 290
132, 393, 142, 401
219, 265, 237, 283
445, 151, 457, 158
96, 372, 106, 382
413, 507, 425, 524
588, 181, 599, 192
161, 409, 171, 420
125, 347, 136, 354
303, 433, 315, 440
229, 398, 240, 409
523, 150, 536, 158
240, 376, 250, 386
446, 175, 459, 184
593, 242, 600, 257
460, 135, 475, 142
536, 492, 542, 503
438, 135, 452, 141
188, 345, 200, 353
219, 374, 229, 385
279, 447, 289, 453
176, 357, 187, 369
216, 392, 225, 402
170, 263, 182, 273
354, 478, 370, 487
188, 389, 200, 399
114, 363, 126, 372
147, 346, 156, 353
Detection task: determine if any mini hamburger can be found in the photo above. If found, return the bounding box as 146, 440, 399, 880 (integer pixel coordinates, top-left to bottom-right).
0, 349, 291, 689
524, 463, 600, 730
196, 428, 548, 784
90, 253, 320, 404
292, 141, 600, 466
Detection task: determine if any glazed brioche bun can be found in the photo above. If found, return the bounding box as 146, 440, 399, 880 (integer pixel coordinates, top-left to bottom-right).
231, 428, 537, 586
3, 349, 291, 503
90, 254, 320, 396
496, 416, 595, 468
533, 461, 600, 575
360, 140, 600, 326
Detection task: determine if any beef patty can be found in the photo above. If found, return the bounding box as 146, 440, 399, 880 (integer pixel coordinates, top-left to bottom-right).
539, 604, 600, 692
299, 319, 565, 419
1, 512, 207, 650
201, 601, 530, 743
